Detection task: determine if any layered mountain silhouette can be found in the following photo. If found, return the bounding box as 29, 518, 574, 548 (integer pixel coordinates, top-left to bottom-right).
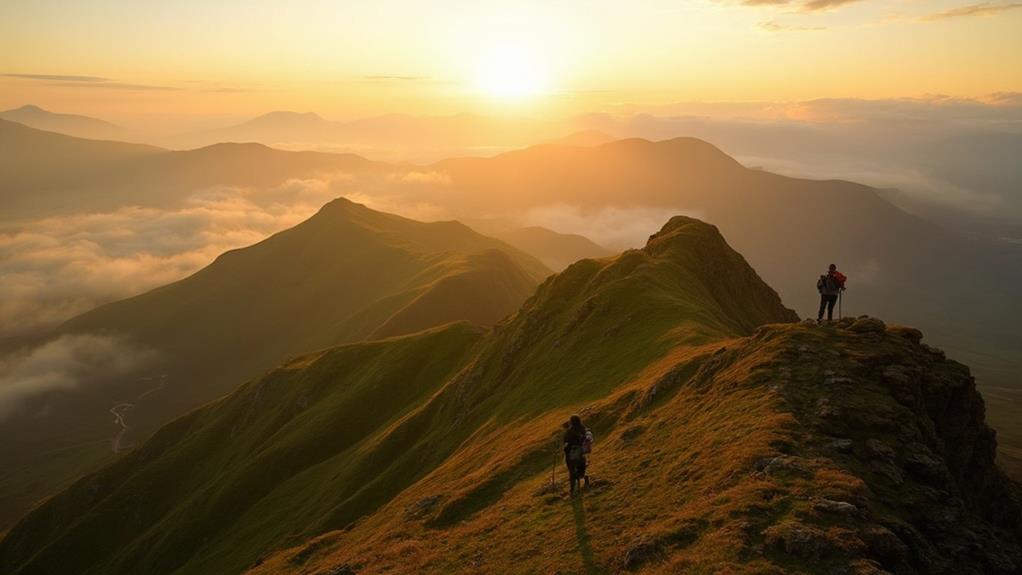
0, 105, 132, 141
0, 199, 549, 529
166, 111, 564, 161
2, 217, 1018, 574
0, 119, 382, 219
2, 121, 1019, 473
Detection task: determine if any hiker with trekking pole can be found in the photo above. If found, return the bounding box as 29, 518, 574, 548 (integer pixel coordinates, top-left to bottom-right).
816, 264, 847, 323
561, 415, 593, 496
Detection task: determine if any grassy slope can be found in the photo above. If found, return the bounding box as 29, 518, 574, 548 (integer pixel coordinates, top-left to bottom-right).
59, 197, 549, 410
0, 216, 798, 574
4, 217, 1019, 574
0, 198, 550, 531
256, 320, 1021, 575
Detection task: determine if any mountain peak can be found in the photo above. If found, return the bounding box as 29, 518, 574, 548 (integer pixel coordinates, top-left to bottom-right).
649, 214, 719, 241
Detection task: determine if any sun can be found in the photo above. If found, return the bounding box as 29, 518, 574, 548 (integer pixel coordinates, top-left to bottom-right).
474, 43, 548, 100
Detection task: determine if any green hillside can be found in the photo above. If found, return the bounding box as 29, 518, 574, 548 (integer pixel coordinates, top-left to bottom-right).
0, 198, 550, 531
2, 216, 1018, 574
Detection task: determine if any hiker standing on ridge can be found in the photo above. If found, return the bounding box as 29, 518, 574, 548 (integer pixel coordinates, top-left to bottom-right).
563, 415, 590, 495
817, 264, 847, 323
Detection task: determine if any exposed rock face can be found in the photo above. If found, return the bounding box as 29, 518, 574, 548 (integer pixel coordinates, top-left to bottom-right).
760, 318, 1022, 574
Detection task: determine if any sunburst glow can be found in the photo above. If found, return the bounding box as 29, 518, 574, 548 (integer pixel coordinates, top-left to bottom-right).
474, 43, 548, 100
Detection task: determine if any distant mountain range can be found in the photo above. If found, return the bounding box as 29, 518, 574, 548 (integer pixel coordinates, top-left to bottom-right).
3, 119, 1018, 375
165, 110, 566, 161
0, 199, 550, 530
0, 105, 133, 141
3, 217, 1018, 574
6, 104, 1019, 231
0, 118, 383, 219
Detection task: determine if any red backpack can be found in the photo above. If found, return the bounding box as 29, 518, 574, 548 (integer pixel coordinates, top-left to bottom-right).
832, 271, 847, 289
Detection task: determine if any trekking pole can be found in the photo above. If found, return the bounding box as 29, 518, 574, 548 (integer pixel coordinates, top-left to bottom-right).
552, 439, 557, 488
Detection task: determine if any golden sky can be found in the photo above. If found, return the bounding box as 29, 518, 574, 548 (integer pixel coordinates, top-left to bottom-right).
1, 0, 1020, 122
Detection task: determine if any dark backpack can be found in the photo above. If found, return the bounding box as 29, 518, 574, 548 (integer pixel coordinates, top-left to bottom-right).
568, 445, 584, 462
817, 276, 831, 293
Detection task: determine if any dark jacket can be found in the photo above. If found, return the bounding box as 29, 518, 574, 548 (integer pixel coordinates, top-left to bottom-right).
563, 426, 585, 454
818, 272, 842, 296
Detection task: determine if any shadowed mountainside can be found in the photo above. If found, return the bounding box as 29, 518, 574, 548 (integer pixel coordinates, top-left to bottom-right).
5, 217, 1016, 574
0, 199, 550, 531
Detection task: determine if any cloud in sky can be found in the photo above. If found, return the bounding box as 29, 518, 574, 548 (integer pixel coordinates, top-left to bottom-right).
759, 20, 826, 31
0, 334, 157, 421
727, 0, 864, 12
361, 75, 432, 82
919, 2, 1022, 21
799, 0, 862, 10
50, 82, 180, 91
3, 73, 178, 91
2, 73, 110, 82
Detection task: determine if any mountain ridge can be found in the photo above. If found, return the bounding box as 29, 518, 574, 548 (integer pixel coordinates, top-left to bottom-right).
0, 216, 812, 573
4, 215, 1018, 574
0, 198, 550, 532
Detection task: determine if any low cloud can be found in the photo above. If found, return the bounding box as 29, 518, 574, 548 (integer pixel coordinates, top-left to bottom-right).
388, 171, 452, 185
0, 334, 157, 421
519, 204, 699, 249
0, 172, 465, 343
920, 2, 1022, 21
0, 178, 351, 341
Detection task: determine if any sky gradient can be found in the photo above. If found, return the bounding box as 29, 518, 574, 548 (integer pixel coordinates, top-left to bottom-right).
2, 0, 1020, 123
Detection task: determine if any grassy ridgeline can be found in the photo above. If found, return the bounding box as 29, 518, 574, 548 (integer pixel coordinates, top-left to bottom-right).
4, 217, 1019, 574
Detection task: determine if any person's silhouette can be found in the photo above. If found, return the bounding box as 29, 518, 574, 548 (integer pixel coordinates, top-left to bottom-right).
816, 264, 846, 322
